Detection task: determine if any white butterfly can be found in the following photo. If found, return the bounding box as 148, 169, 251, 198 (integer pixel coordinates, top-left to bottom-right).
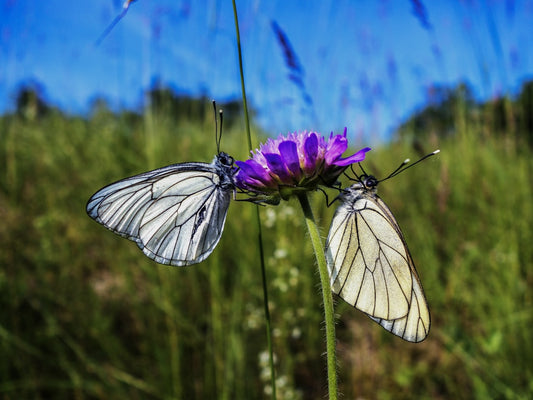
325, 151, 438, 342
86, 151, 236, 266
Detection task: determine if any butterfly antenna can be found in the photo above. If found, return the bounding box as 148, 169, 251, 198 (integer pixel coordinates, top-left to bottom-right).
357, 162, 369, 177
344, 165, 358, 182
212, 101, 221, 153
380, 149, 440, 183
219, 109, 224, 147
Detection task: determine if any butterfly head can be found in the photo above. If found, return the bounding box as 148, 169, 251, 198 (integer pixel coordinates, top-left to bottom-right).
217, 151, 234, 167
360, 174, 378, 191
215, 152, 237, 189
340, 174, 378, 201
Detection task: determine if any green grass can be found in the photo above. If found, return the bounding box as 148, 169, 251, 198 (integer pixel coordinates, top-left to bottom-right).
0, 103, 532, 399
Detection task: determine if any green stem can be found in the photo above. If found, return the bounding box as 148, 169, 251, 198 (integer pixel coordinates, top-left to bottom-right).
297, 193, 337, 400
231, 0, 252, 150
232, 1, 276, 399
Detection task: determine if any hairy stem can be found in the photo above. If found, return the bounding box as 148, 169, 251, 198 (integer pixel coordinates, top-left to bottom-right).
297, 193, 337, 400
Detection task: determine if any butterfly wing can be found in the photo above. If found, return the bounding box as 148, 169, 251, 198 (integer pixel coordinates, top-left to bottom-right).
367, 262, 430, 342
365, 194, 430, 342
325, 185, 430, 342
87, 161, 233, 266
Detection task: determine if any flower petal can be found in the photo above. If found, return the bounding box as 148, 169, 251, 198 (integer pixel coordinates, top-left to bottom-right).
259, 137, 280, 154
264, 153, 291, 182
236, 160, 271, 184
303, 133, 318, 173
332, 147, 371, 166
324, 135, 348, 164
279, 141, 300, 177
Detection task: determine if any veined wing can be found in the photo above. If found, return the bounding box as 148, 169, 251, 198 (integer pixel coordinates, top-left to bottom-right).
326, 189, 413, 320
325, 183, 430, 342
87, 159, 234, 266
368, 262, 430, 342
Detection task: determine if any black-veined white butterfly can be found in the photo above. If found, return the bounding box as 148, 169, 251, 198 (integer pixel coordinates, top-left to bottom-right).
86, 107, 236, 266
325, 150, 439, 342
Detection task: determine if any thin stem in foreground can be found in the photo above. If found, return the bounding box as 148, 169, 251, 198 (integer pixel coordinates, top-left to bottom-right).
232, 1, 276, 399
297, 193, 338, 400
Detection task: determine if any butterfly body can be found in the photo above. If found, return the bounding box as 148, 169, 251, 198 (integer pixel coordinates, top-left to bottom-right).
326, 175, 430, 342
87, 152, 236, 266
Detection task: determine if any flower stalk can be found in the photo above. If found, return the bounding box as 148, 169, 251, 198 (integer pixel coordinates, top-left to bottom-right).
232, 1, 277, 399
297, 193, 337, 400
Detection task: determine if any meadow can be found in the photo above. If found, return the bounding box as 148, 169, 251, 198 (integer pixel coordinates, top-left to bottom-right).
0, 91, 532, 399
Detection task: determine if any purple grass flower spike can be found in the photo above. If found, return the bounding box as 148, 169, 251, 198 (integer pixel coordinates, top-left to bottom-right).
235, 129, 371, 203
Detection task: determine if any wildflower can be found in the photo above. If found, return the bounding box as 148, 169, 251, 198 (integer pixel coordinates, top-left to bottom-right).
235, 128, 370, 203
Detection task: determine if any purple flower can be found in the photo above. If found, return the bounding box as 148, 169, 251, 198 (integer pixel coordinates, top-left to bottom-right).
235, 128, 371, 203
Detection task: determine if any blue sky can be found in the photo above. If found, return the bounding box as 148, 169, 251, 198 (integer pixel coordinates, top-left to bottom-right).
1, 0, 532, 143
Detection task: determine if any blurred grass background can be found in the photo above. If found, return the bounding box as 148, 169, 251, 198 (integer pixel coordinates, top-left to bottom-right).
0, 82, 532, 399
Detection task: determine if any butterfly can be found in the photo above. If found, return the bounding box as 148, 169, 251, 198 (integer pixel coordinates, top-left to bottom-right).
86, 107, 236, 266
325, 150, 439, 342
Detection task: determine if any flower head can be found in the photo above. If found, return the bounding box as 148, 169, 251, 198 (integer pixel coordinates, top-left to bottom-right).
235, 128, 370, 203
